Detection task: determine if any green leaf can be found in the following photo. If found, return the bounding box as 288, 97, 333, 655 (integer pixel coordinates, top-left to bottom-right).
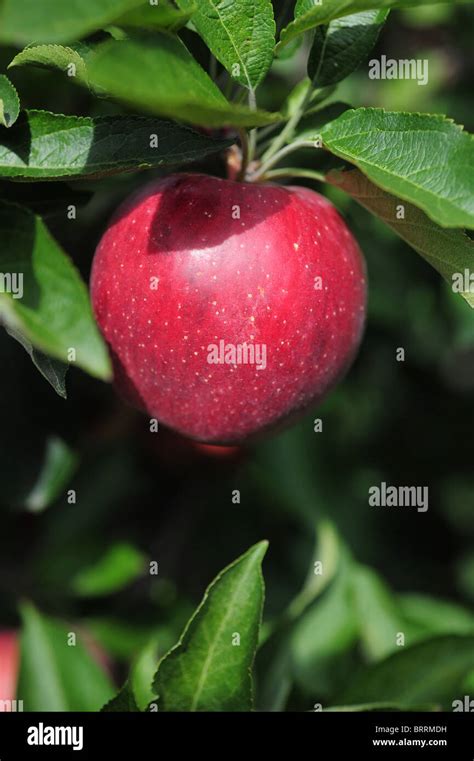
102, 681, 140, 712
278, 0, 472, 50
87, 33, 280, 128
0, 74, 19, 127
9, 43, 95, 88
353, 565, 403, 660
0, 201, 111, 379
337, 635, 474, 708
24, 436, 78, 512
72, 543, 147, 597
399, 594, 474, 636
290, 551, 358, 694
321, 109, 474, 229
0, 110, 232, 181
131, 638, 159, 710
188, 0, 275, 90
328, 169, 474, 308
0, 0, 146, 45
18, 601, 114, 711
5, 325, 69, 397
153, 541, 268, 711
308, 10, 388, 87
281, 79, 311, 119
116, 0, 194, 31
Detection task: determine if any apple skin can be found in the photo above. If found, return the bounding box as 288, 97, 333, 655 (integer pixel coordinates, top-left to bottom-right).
0, 630, 19, 707
91, 173, 366, 443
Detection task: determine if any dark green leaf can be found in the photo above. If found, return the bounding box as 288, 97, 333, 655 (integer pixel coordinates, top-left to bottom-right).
102, 681, 140, 712
278, 0, 472, 50
24, 436, 78, 512
188, 0, 275, 90
72, 543, 147, 597
153, 541, 268, 711
0, 74, 19, 127
308, 10, 388, 87
322, 108, 474, 229
337, 635, 474, 708
328, 169, 474, 308
0, 0, 145, 45
5, 325, 69, 397
0, 110, 232, 181
116, 0, 194, 31
87, 33, 280, 127
0, 201, 111, 379
18, 601, 114, 711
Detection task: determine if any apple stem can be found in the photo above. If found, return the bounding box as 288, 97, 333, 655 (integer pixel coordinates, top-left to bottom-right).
235, 128, 250, 182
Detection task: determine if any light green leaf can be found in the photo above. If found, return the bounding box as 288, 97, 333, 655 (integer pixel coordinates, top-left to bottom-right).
0, 201, 111, 379
281, 79, 311, 119
188, 0, 275, 90
116, 0, 194, 31
353, 565, 403, 660
328, 169, 474, 308
257, 522, 341, 711
5, 325, 69, 397
0, 74, 19, 127
72, 543, 147, 597
0, 0, 146, 45
9, 43, 94, 88
18, 601, 114, 711
308, 10, 388, 87
0, 110, 232, 180
24, 436, 78, 512
290, 551, 358, 694
87, 33, 280, 127
399, 593, 474, 636
322, 109, 474, 229
278, 0, 472, 50
153, 541, 268, 711
131, 638, 159, 710
337, 635, 474, 708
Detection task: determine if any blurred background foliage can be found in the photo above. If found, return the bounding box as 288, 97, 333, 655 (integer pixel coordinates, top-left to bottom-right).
1, 1, 474, 711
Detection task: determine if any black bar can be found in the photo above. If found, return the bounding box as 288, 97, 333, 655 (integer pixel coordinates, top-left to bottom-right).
0, 711, 473, 759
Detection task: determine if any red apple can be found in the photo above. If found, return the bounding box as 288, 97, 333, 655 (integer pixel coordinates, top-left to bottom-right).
91, 173, 366, 443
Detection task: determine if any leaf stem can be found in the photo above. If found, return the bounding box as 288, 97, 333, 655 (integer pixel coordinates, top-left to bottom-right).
250, 140, 319, 182
247, 88, 258, 167
260, 79, 313, 164
259, 167, 326, 183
